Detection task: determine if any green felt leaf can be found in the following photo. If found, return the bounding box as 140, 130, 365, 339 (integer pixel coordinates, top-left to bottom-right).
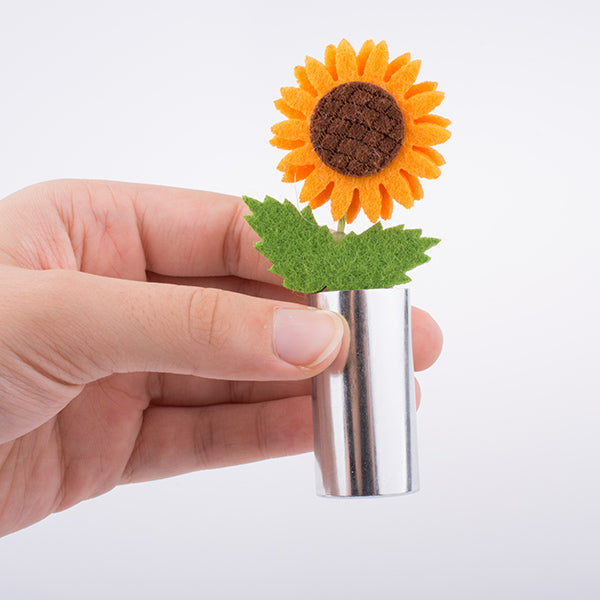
243, 196, 440, 294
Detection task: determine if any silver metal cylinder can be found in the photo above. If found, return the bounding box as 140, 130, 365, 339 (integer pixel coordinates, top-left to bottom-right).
308, 286, 419, 497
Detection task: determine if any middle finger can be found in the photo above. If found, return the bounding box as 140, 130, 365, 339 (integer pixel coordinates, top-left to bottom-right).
150, 374, 311, 407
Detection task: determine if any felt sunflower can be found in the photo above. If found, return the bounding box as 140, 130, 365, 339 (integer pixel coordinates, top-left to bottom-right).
271, 40, 451, 223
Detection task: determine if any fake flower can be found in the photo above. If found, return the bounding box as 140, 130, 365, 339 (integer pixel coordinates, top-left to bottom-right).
271, 39, 451, 223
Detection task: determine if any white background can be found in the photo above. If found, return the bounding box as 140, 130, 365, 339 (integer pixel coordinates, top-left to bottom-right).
1, 0, 599, 598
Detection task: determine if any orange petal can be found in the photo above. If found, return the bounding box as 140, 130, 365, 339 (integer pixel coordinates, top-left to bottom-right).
330, 181, 355, 221
359, 184, 383, 223
384, 53, 410, 81
379, 184, 394, 220
304, 56, 335, 95
402, 149, 441, 179
385, 173, 413, 208
309, 181, 334, 209
388, 60, 421, 98
402, 170, 424, 200
405, 81, 437, 98
411, 122, 451, 146
345, 189, 361, 223
274, 99, 304, 120
324, 44, 337, 80
281, 165, 315, 183
299, 167, 332, 204
336, 39, 358, 82
294, 66, 317, 96
414, 146, 445, 166
363, 41, 389, 80
414, 114, 451, 127
280, 87, 316, 116
270, 136, 306, 150
405, 91, 445, 119
277, 145, 316, 171
271, 119, 310, 142
356, 40, 374, 76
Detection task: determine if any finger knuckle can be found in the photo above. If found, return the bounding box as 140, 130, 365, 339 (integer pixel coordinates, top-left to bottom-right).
221, 200, 247, 275
254, 403, 271, 461
186, 287, 231, 352
192, 412, 215, 470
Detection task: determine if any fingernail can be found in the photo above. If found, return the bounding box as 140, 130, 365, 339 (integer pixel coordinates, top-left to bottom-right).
273, 308, 344, 367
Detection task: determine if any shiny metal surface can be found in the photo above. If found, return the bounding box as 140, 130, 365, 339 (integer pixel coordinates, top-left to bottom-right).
308, 287, 419, 497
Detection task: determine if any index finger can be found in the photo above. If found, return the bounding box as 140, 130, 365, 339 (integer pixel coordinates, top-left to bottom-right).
122, 181, 280, 283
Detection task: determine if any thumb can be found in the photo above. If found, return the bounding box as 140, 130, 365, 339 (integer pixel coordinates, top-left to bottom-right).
18, 269, 346, 384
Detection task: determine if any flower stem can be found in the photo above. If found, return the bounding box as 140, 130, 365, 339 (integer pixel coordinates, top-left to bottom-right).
333, 215, 346, 242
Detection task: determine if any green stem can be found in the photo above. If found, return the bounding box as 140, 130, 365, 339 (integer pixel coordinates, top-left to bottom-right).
333, 215, 346, 242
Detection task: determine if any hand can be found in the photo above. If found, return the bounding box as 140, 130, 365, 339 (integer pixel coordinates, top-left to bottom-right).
0, 180, 443, 536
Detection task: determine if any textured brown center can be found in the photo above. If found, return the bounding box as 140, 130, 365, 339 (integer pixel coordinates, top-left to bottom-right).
309, 81, 405, 177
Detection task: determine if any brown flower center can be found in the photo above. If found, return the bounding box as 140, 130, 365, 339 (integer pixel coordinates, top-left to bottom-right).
309, 81, 405, 177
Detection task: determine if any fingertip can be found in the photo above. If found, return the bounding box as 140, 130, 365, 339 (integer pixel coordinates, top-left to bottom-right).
273, 308, 347, 373
306, 310, 351, 376
412, 306, 443, 371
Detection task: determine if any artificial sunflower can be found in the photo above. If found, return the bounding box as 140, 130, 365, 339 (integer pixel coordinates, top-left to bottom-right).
271, 39, 451, 223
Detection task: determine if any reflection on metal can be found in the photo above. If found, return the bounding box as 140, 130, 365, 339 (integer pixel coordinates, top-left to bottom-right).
309, 287, 419, 497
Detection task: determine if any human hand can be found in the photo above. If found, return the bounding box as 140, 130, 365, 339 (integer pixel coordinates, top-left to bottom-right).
0, 180, 442, 536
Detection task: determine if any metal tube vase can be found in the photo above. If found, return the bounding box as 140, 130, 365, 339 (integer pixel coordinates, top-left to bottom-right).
308, 286, 419, 497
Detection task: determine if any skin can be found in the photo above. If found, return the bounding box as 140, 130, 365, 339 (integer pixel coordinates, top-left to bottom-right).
0, 180, 443, 537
